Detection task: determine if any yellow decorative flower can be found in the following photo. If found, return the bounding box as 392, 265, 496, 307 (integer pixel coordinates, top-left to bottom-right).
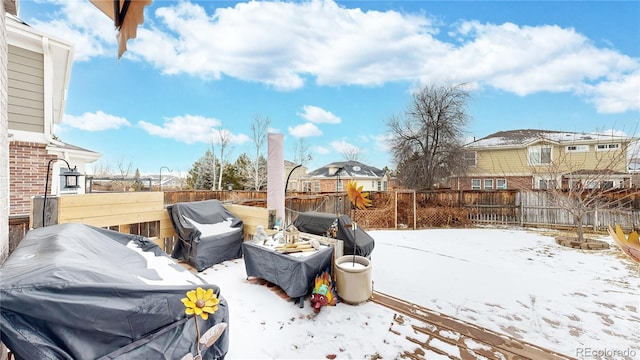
182, 287, 219, 320
347, 180, 372, 210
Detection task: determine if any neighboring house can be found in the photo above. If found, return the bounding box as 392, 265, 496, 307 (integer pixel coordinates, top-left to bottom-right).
300, 160, 389, 193
284, 160, 307, 192
449, 129, 636, 191
146, 174, 184, 190
628, 156, 640, 188
7, 13, 100, 217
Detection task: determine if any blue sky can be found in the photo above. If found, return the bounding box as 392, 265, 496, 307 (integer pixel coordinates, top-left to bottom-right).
18, 0, 640, 175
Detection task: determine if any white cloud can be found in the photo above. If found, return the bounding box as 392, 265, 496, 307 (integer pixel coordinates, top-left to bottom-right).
314, 145, 330, 155
586, 72, 640, 114
34, 0, 639, 113
62, 111, 131, 131
126, 0, 439, 90
445, 22, 638, 96
330, 139, 360, 154
212, 128, 251, 145
298, 105, 341, 124
288, 123, 322, 138
374, 133, 394, 152
29, 1, 116, 61
138, 114, 221, 144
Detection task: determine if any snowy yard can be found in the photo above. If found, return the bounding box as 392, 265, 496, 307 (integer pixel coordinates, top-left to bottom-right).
197, 226, 639, 359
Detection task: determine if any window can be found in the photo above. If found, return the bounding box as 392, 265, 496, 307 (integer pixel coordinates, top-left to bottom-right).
537, 179, 557, 189
496, 179, 507, 189
464, 151, 477, 166
483, 179, 493, 190
383, 181, 388, 191
377, 181, 382, 191
337, 180, 343, 192
596, 143, 620, 151
539, 179, 548, 189
302, 181, 311, 192
313, 181, 320, 192
471, 179, 481, 190
528, 146, 552, 165
566, 145, 588, 152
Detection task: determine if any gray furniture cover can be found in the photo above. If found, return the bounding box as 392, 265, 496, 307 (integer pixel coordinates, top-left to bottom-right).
0, 223, 229, 360
168, 200, 244, 272
293, 211, 375, 258
242, 242, 334, 305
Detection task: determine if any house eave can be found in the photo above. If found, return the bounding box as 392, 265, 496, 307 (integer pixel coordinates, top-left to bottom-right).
7, 13, 74, 127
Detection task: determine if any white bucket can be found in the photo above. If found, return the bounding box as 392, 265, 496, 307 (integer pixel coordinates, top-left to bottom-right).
334, 255, 372, 304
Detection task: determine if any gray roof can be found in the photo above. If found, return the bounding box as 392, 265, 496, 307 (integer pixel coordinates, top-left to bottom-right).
308, 160, 385, 178
53, 141, 100, 154
466, 129, 632, 149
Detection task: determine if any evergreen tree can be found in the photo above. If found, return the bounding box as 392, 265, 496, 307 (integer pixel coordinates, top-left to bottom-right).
187, 150, 217, 190
133, 168, 143, 191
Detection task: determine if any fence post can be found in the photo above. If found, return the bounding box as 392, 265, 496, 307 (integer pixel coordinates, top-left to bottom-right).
394, 191, 398, 230
413, 191, 416, 230
519, 191, 524, 227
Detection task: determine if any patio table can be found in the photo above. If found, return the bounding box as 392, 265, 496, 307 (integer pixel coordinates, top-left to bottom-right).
242, 240, 334, 308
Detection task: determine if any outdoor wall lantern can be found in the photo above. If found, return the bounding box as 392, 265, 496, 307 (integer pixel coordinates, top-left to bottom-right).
42, 158, 82, 227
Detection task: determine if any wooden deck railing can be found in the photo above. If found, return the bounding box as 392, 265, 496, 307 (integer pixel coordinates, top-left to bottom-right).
31, 192, 276, 252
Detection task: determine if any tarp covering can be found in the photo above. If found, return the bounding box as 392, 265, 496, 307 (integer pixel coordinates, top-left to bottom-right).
242, 241, 334, 299
293, 212, 375, 258
0, 223, 229, 360
168, 199, 244, 272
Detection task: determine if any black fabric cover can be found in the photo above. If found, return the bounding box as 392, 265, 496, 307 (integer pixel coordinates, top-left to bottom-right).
293, 212, 375, 258
242, 242, 334, 298
0, 223, 229, 360
168, 200, 244, 272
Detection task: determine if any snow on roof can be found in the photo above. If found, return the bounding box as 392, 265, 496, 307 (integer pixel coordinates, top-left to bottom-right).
466, 129, 632, 149
307, 160, 385, 178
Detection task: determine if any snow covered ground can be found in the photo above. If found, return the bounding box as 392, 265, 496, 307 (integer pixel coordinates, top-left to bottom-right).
197, 226, 640, 359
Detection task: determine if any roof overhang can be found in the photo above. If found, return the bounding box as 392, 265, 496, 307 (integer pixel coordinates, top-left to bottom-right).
6, 14, 73, 126
89, 0, 152, 59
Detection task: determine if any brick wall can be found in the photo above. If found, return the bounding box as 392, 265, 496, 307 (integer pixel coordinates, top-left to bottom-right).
9, 141, 55, 216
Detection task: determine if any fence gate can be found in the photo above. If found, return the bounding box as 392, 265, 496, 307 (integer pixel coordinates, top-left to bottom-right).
395, 191, 416, 229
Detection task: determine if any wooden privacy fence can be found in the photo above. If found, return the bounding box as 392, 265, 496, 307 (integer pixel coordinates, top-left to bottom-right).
23, 188, 640, 256
287, 189, 640, 232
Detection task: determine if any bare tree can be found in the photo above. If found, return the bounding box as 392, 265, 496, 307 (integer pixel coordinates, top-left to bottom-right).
214, 128, 233, 191
209, 141, 217, 190
525, 135, 638, 242
341, 145, 361, 162
292, 137, 313, 166
248, 115, 270, 190
386, 83, 470, 190
90, 160, 113, 177
115, 156, 133, 179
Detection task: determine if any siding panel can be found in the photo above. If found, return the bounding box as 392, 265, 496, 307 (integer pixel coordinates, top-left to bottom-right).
7, 45, 44, 133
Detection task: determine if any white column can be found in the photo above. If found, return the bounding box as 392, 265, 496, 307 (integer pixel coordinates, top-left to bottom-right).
267, 133, 284, 229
